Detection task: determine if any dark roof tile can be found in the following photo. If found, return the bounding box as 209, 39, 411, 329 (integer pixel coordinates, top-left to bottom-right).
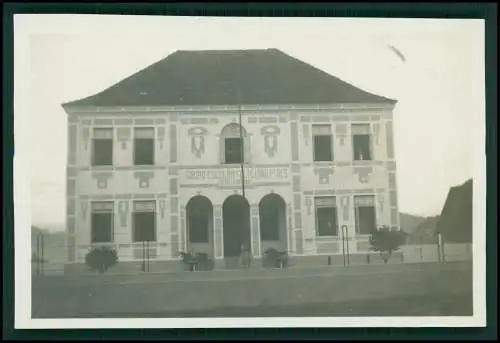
63, 49, 396, 108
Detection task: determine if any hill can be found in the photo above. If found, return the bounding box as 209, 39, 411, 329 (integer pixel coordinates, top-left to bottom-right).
399, 213, 426, 234
407, 216, 440, 244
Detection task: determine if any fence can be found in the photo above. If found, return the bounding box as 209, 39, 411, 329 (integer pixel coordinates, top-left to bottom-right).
400, 243, 473, 263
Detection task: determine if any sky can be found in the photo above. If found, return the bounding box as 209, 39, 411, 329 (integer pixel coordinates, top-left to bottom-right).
14, 15, 485, 231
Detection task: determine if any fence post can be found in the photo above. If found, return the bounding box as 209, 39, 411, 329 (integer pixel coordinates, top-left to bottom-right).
344, 225, 350, 266
141, 241, 146, 272
40, 232, 45, 276
341, 226, 346, 267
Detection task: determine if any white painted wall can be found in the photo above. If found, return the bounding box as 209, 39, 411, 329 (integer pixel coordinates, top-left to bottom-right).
66, 104, 398, 263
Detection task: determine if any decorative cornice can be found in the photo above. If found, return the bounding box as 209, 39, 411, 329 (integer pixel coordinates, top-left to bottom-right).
63, 103, 395, 115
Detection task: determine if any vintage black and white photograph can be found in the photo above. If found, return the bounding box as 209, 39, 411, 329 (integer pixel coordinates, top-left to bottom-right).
14, 15, 486, 328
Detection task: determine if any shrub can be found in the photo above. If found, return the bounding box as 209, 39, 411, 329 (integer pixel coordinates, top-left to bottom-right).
85, 246, 118, 273
369, 226, 406, 264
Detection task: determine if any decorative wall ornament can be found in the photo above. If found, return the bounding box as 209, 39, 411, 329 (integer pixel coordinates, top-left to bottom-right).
290, 122, 299, 161
159, 199, 166, 219
378, 194, 385, 217
386, 121, 395, 159
117, 127, 131, 149
81, 127, 90, 150
188, 127, 208, 158
302, 124, 310, 146
305, 197, 312, 215
118, 201, 129, 227
81, 201, 88, 221
341, 196, 350, 221
261, 125, 280, 158
353, 166, 373, 183
335, 123, 348, 145
157, 126, 165, 149
169, 124, 177, 162
373, 123, 380, 145
92, 172, 113, 189
134, 171, 155, 188
313, 167, 335, 184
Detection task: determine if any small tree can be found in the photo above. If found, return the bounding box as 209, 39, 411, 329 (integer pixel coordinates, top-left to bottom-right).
85, 246, 118, 273
369, 226, 406, 264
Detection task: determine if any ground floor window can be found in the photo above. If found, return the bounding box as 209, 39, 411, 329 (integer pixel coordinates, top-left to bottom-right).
354, 195, 377, 235
91, 201, 114, 243
132, 200, 157, 242
315, 196, 338, 236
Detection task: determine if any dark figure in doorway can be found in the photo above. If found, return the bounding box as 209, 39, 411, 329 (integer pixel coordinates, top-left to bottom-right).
240, 244, 252, 268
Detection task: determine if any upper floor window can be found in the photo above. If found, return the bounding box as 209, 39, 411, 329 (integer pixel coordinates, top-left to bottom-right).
132, 200, 157, 242
92, 128, 113, 166
220, 123, 249, 165
312, 125, 333, 162
134, 127, 155, 165
352, 124, 372, 161
225, 137, 243, 164
91, 201, 114, 243
354, 195, 376, 235
315, 196, 338, 236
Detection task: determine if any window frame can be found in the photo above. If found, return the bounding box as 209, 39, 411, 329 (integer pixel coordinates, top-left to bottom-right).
351, 123, 373, 161
133, 130, 155, 166
90, 201, 114, 244
312, 125, 334, 162
353, 195, 377, 235
132, 200, 157, 243
224, 137, 244, 165
314, 196, 339, 237
91, 128, 114, 167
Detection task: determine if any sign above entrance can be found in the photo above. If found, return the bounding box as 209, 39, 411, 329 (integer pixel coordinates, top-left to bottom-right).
182, 166, 290, 186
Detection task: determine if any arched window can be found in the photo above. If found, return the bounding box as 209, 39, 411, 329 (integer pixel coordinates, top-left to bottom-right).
219, 123, 251, 164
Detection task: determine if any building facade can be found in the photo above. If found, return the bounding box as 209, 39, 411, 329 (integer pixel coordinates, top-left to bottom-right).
63, 49, 400, 270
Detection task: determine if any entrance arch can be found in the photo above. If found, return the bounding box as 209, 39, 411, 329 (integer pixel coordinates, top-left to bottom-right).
186, 196, 214, 257
222, 195, 251, 257
259, 193, 288, 252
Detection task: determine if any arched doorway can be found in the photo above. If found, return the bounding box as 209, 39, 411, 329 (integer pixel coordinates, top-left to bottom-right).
186, 196, 214, 257
259, 193, 287, 252
223, 195, 251, 257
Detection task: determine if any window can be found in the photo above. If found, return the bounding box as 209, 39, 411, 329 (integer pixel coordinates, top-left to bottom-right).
91, 202, 114, 243
354, 195, 377, 235
315, 197, 338, 236
188, 208, 209, 243
225, 137, 243, 164
260, 204, 280, 241
134, 128, 155, 165
132, 201, 156, 242
312, 125, 333, 161
352, 124, 372, 161
220, 123, 250, 164
92, 128, 113, 166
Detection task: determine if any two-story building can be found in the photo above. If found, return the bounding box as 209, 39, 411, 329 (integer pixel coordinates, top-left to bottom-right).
63, 48, 400, 271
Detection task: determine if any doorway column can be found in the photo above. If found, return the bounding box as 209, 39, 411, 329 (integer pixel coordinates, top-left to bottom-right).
250, 204, 261, 258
